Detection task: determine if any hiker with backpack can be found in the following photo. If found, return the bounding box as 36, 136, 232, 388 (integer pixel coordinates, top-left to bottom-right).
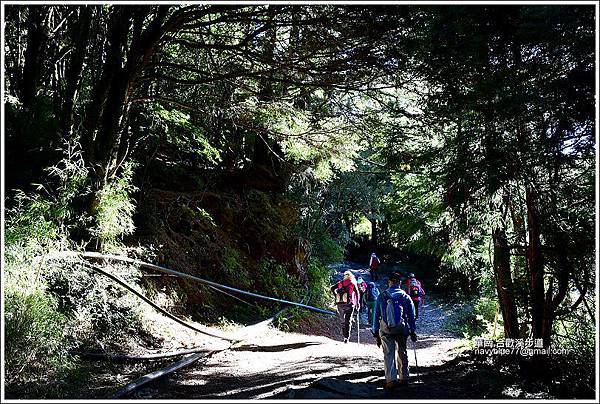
330, 270, 360, 343
372, 272, 417, 389
365, 281, 380, 323
368, 252, 381, 281
357, 276, 368, 311
403, 273, 425, 320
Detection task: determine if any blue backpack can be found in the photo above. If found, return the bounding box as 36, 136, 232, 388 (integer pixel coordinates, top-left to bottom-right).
381, 290, 408, 335
366, 282, 379, 302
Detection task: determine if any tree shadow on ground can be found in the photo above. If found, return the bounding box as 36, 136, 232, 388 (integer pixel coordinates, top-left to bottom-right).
139, 354, 486, 399
131, 338, 592, 400
272, 354, 521, 399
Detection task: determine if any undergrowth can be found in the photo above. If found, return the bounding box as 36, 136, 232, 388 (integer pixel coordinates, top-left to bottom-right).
444, 296, 500, 341
3, 142, 157, 398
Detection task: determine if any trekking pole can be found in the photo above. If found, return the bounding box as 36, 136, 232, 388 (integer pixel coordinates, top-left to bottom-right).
357, 309, 360, 345
412, 339, 419, 380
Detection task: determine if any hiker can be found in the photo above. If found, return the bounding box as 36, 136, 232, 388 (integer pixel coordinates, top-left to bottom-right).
403, 273, 425, 320
357, 276, 368, 311
330, 270, 360, 343
372, 272, 417, 389
365, 281, 380, 323
369, 252, 381, 281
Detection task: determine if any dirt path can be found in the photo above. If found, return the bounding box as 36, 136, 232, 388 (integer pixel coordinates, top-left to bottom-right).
132, 262, 472, 399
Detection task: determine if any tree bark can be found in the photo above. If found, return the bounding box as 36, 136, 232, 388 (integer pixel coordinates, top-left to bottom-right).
21, 6, 46, 108
83, 6, 173, 189
370, 218, 378, 249
343, 214, 354, 239
250, 8, 285, 185
492, 224, 521, 339
526, 185, 549, 346
59, 6, 92, 138
82, 7, 130, 187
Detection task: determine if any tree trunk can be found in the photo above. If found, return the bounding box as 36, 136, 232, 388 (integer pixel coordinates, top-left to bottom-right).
59, 6, 92, 138
343, 214, 354, 239
77, 7, 172, 249
21, 6, 46, 109
82, 7, 130, 188
370, 218, 378, 249
526, 185, 549, 346
250, 9, 285, 186
83, 6, 171, 188
492, 225, 521, 339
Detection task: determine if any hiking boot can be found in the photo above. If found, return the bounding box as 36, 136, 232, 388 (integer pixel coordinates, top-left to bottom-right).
343, 338, 349, 343
398, 379, 409, 386
384, 381, 396, 390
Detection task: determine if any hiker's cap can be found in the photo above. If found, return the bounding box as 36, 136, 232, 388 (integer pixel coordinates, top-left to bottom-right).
371, 252, 377, 256
408, 273, 415, 278
343, 271, 352, 277
389, 272, 402, 283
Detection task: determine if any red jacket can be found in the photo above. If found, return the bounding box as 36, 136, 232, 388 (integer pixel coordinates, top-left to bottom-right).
369, 255, 380, 270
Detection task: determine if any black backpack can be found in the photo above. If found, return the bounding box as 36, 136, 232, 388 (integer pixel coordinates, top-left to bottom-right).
334, 284, 350, 304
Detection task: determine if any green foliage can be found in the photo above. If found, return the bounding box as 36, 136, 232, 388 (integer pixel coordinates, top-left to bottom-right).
196, 207, 217, 227
7, 140, 141, 253
42, 261, 145, 345
220, 246, 241, 273
271, 258, 332, 331
270, 97, 361, 181
309, 225, 344, 265
445, 297, 500, 340
474, 297, 498, 325
387, 171, 450, 256
91, 162, 138, 250
3, 143, 152, 395
3, 5, 595, 397
5, 191, 66, 260
220, 246, 252, 289
255, 258, 301, 301
352, 216, 371, 236
152, 104, 221, 165
288, 165, 389, 265
4, 288, 74, 385
549, 306, 596, 396
304, 258, 333, 308
274, 306, 304, 332
243, 190, 297, 247
3, 144, 84, 389
5, 141, 90, 253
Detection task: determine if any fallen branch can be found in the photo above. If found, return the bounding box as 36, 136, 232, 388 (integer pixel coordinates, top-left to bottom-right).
107, 303, 294, 397
112, 350, 223, 398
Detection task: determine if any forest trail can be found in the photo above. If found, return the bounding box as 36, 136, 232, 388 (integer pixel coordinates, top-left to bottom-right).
136, 262, 472, 399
